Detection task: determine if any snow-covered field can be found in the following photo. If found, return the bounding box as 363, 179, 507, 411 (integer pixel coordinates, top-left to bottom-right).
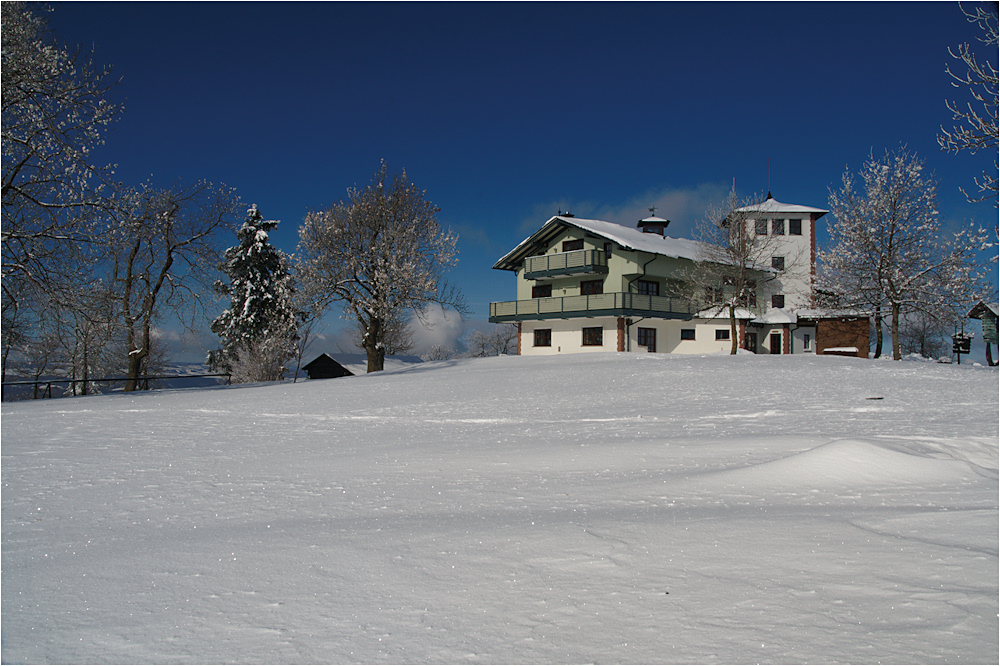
2, 353, 997, 664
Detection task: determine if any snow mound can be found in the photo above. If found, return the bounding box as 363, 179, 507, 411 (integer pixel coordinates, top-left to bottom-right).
710, 438, 979, 489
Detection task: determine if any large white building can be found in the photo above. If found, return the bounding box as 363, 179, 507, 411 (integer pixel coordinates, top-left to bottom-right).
489, 196, 869, 357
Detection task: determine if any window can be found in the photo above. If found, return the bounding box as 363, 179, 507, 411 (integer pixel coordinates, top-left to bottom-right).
755, 219, 768, 235
715, 329, 731, 341
803, 333, 812, 351
582, 327, 603, 346
562, 239, 584, 252
681, 328, 696, 340
604, 242, 613, 256
532, 284, 552, 298
705, 286, 724, 304
534, 328, 552, 347
771, 294, 785, 309
636, 279, 659, 296
771, 256, 785, 271
637, 327, 656, 352
772, 218, 785, 235
789, 219, 802, 235
581, 279, 603, 295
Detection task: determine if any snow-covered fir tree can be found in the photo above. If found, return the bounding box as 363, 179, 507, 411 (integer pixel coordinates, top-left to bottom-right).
208, 205, 298, 381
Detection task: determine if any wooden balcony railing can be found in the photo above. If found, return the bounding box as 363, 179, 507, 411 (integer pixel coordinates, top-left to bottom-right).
489, 292, 695, 323
523, 249, 607, 279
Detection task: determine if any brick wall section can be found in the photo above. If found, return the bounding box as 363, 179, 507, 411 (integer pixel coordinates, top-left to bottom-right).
617, 318, 626, 352
783, 324, 791, 354
817, 318, 870, 358
517, 322, 522, 355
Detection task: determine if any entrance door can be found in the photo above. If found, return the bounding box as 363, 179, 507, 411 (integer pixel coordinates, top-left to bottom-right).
769, 332, 782, 355
744, 332, 757, 353
637, 327, 656, 352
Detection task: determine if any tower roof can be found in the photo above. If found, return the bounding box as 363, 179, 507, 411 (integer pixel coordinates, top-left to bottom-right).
733, 195, 827, 217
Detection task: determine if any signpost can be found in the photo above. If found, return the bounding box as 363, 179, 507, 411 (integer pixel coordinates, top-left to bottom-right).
952, 332, 972, 364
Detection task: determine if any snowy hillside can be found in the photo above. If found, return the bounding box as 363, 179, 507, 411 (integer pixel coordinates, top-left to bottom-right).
2, 353, 997, 664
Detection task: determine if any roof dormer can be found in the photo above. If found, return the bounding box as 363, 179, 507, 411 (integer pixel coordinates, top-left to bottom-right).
637, 207, 669, 236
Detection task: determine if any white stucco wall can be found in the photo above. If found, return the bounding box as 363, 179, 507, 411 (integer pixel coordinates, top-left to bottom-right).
520, 318, 616, 355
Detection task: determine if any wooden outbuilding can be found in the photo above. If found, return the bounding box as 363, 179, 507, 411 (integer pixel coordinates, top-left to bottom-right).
302, 353, 354, 380
967, 301, 998, 366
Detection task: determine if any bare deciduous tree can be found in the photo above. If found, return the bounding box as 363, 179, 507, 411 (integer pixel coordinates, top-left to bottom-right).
1, 1, 121, 384
466, 324, 517, 357
105, 182, 240, 390
352, 308, 415, 357
297, 161, 467, 372
821, 147, 992, 360
1, 1, 121, 289
688, 191, 801, 354
939, 1, 999, 206
422, 344, 457, 362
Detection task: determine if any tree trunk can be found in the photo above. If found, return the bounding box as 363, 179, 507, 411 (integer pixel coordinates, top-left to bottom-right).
363, 315, 385, 373
890, 301, 902, 360
873, 305, 883, 359
729, 304, 738, 355
987, 343, 995, 367
124, 314, 151, 391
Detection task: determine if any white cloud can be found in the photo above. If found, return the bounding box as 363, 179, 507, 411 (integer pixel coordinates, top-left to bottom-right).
409, 303, 466, 355
519, 182, 732, 239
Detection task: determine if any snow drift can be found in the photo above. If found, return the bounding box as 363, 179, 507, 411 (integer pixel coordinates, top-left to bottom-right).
2, 353, 997, 664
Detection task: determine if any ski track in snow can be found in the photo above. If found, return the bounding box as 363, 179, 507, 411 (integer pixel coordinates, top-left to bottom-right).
2, 353, 997, 664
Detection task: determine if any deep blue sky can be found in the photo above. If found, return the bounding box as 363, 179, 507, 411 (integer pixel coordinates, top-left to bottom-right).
47, 1, 997, 353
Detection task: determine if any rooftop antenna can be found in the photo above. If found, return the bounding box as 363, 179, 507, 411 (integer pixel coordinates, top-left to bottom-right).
767, 158, 772, 199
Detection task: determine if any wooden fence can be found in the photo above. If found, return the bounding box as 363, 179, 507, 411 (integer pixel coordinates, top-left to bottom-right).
1, 374, 232, 402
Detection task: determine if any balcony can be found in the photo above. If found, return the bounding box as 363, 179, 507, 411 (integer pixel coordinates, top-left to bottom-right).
523, 249, 608, 279
489, 292, 696, 323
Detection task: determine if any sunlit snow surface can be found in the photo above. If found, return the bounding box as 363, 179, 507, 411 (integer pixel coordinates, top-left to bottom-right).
3, 353, 997, 664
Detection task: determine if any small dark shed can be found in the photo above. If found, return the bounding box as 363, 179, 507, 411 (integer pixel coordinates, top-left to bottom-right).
302, 353, 354, 379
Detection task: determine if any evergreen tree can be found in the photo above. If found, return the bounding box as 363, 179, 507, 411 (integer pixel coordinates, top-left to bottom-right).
208, 205, 298, 380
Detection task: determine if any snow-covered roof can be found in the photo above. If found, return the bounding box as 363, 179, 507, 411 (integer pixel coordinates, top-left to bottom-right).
752, 309, 798, 325
696, 307, 756, 320
310, 353, 423, 376
494, 215, 712, 271
795, 308, 870, 320
733, 196, 828, 217
967, 301, 999, 319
